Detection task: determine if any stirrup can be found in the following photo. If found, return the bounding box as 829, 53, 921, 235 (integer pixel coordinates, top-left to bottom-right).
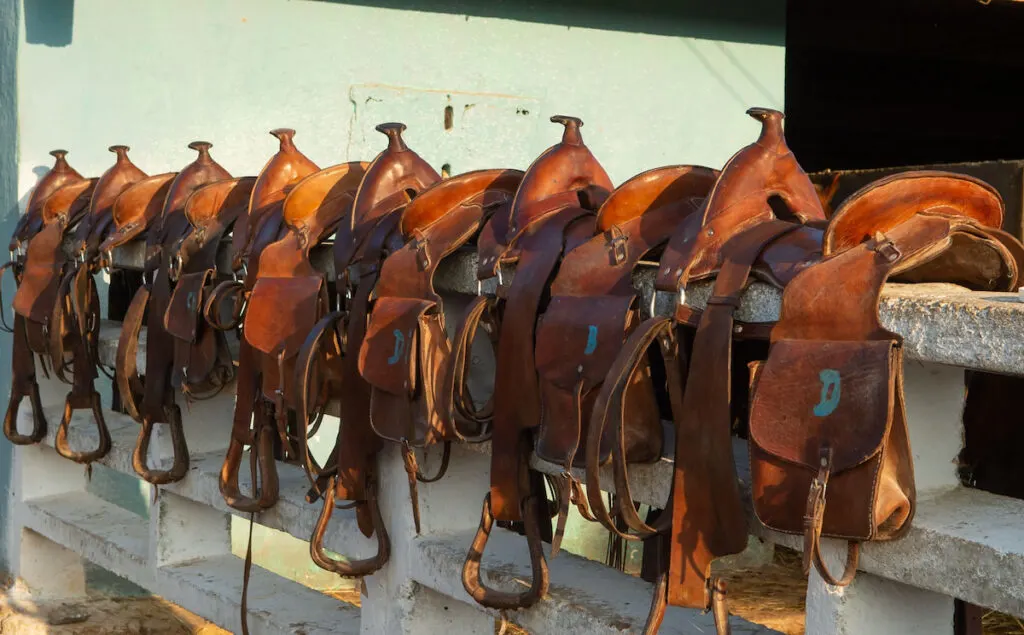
310, 476, 390, 577
219, 422, 279, 512
132, 405, 190, 484
462, 492, 549, 610
3, 380, 47, 445
54, 390, 111, 464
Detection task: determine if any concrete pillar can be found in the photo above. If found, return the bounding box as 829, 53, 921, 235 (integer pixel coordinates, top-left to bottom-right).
805, 540, 953, 635
151, 490, 230, 567
361, 444, 494, 635
8, 442, 88, 599
803, 360, 965, 635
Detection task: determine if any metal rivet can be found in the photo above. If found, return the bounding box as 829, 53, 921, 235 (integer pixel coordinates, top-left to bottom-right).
734, 325, 743, 333
707, 228, 715, 237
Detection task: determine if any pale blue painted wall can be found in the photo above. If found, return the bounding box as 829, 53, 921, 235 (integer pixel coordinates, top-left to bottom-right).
1, 0, 784, 575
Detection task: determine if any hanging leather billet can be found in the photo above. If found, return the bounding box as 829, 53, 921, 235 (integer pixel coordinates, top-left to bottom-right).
749, 172, 1020, 587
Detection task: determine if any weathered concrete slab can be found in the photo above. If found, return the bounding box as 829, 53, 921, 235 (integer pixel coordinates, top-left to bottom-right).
19, 402, 376, 561
413, 530, 777, 635
162, 555, 359, 635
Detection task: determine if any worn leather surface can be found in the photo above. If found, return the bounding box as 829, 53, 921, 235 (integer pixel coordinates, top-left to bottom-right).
657, 108, 826, 294
232, 129, 320, 271
535, 165, 716, 469
359, 169, 521, 447
11, 150, 85, 251
751, 207, 1020, 583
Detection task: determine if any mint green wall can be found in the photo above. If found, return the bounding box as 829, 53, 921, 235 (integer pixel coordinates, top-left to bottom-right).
2, 0, 784, 578
14, 0, 784, 189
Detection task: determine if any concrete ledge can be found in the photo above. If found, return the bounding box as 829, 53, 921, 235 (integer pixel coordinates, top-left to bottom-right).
19, 490, 358, 635
22, 403, 377, 561
412, 530, 776, 635
21, 492, 150, 584
162, 555, 359, 635
754, 487, 1024, 619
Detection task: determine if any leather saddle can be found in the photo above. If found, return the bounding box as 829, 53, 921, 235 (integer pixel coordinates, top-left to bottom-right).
294, 122, 439, 577
587, 107, 828, 634
9, 150, 85, 254
536, 164, 719, 554
49, 146, 149, 463
217, 130, 329, 512
460, 115, 613, 611
357, 168, 523, 533
749, 171, 1020, 588
114, 142, 232, 484
4, 165, 95, 449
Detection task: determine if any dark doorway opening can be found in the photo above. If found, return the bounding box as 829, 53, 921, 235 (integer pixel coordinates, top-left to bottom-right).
785, 0, 1024, 173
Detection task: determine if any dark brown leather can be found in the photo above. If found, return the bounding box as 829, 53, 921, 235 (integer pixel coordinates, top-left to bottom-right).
459, 115, 612, 611
535, 165, 717, 469
750, 205, 1018, 586
10, 150, 85, 252
292, 122, 439, 578
127, 142, 232, 484
357, 169, 522, 531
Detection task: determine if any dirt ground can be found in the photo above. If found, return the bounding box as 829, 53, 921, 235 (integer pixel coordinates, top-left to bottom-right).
0, 576, 362, 635
3, 561, 1022, 634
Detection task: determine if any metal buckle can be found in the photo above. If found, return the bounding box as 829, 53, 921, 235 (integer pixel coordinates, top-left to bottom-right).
870, 232, 901, 263
607, 225, 627, 265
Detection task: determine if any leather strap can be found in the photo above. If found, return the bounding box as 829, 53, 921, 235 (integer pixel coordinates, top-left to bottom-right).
442, 294, 497, 442
490, 207, 593, 522
116, 285, 149, 423
0, 260, 20, 333
667, 220, 802, 611
801, 446, 860, 586
3, 313, 47, 445
585, 316, 676, 540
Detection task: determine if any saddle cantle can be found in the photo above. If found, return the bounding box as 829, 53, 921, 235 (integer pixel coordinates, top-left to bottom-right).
10, 150, 86, 253
749, 172, 1020, 588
